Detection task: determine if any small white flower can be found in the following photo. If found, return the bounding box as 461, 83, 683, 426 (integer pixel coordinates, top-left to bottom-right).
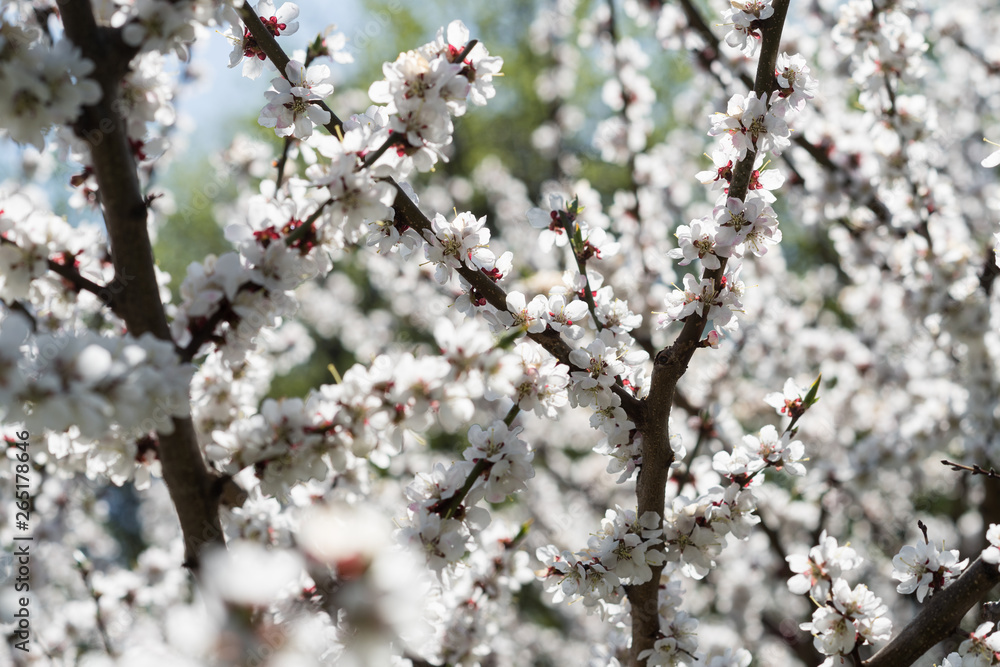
258, 60, 334, 138
464, 421, 534, 503
668, 217, 727, 269
774, 52, 818, 112
891, 536, 966, 602
982, 524, 1000, 565
422, 211, 495, 283
543, 292, 589, 340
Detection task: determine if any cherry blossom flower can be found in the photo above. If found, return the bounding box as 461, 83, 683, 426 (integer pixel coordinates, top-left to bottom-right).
258, 60, 334, 138
668, 216, 726, 269
744, 424, 806, 475
764, 377, 813, 419
709, 92, 790, 161
0, 39, 101, 149
787, 531, 863, 599
801, 579, 891, 659
589, 507, 665, 584
593, 286, 642, 332
543, 292, 589, 340
422, 20, 504, 110
492, 341, 570, 418
224, 0, 301, 79
505, 291, 548, 333
957, 622, 1000, 667
721, 1, 773, 57
527, 193, 573, 251
536, 546, 624, 611
464, 421, 535, 503
695, 150, 736, 193
775, 52, 819, 112
657, 273, 716, 326
568, 336, 627, 394
661, 493, 727, 579
891, 536, 966, 602
713, 195, 776, 250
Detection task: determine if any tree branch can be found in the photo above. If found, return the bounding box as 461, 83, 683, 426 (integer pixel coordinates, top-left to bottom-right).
235, 1, 344, 134
388, 181, 645, 420
233, 1, 650, 423
627, 3, 790, 663
677, 0, 894, 228
863, 557, 1000, 667
45, 257, 124, 318
61, 0, 224, 570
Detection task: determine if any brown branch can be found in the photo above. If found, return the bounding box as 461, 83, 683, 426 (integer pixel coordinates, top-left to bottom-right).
863, 557, 1000, 667
942, 459, 1000, 481
627, 3, 790, 663
45, 258, 123, 317
61, 0, 224, 570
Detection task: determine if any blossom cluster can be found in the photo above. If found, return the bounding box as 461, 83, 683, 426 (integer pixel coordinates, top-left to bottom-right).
414, 189, 649, 483
939, 622, 1000, 667
0, 311, 194, 487
536, 507, 664, 614
890, 529, 966, 602
0, 25, 101, 150
368, 20, 503, 166
712, 423, 806, 480
400, 419, 534, 572
788, 532, 892, 661
209, 349, 484, 497
659, 45, 817, 336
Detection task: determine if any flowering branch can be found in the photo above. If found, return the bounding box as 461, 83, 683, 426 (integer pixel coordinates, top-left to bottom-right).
0, 233, 125, 319
863, 557, 1000, 667
44, 257, 123, 317
235, 0, 344, 133
389, 180, 645, 419
231, 14, 644, 423
628, 2, 790, 662
61, 0, 225, 570
557, 198, 602, 332
678, 0, 895, 228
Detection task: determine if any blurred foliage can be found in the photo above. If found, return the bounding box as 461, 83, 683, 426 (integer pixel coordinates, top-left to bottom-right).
154, 159, 232, 298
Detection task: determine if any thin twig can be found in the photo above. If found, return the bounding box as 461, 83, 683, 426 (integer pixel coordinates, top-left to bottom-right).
942, 459, 1000, 481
